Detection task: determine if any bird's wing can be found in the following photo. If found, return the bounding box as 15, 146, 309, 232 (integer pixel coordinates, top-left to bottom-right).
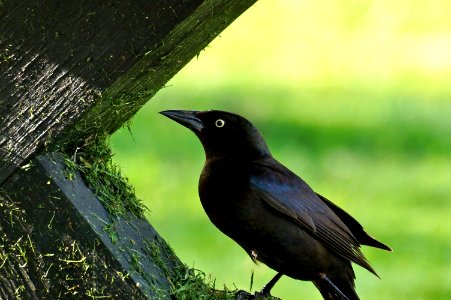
317, 193, 392, 251
249, 159, 377, 275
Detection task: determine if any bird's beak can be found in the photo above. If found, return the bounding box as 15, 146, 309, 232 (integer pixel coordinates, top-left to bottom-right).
160, 110, 204, 133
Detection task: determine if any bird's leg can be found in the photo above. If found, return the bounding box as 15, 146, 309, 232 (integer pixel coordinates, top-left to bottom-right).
235, 270, 283, 299
321, 273, 350, 300
256, 272, 283, 297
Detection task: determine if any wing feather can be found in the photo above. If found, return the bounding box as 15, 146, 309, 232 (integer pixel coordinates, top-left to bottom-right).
249, 159, 377, 275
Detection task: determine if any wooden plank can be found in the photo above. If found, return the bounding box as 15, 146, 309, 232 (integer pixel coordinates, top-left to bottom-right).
0, 0, 257, 183
0, 152, 181, 298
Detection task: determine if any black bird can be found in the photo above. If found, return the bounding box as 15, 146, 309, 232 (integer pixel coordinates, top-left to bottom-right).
160, 110, 391, 300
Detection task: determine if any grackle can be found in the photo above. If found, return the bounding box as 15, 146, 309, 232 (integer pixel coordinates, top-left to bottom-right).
160, 110, 391, 300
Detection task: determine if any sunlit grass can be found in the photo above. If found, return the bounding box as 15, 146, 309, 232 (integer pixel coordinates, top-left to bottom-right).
111, 1, 450, 299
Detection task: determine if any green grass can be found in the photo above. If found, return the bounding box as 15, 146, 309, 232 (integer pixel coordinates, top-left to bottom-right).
110, 1, 451, 299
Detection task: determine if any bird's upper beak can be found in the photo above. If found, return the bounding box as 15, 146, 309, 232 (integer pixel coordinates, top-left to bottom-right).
160, 110, 204, 133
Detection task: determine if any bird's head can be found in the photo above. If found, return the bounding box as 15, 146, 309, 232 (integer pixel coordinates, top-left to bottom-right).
160, 110, 271, 160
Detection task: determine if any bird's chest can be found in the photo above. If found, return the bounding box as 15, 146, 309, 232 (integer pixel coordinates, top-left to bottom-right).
199, 162, 255, 232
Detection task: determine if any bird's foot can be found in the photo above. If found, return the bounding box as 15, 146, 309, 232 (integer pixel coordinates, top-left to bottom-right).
254, 290, 280, 299
235, 290, 254, 300
235, 290, 281, 300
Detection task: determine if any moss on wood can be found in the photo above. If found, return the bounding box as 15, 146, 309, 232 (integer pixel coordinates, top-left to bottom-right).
63, 135, 146, 218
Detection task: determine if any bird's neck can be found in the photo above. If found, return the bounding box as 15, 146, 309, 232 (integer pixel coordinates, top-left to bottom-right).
203, 143, 271, 162
204, 152, 271, 163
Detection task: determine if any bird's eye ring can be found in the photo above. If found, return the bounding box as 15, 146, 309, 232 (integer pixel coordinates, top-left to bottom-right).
215, 119, 225, 128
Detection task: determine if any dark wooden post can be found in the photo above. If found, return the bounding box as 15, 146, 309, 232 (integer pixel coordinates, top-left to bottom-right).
0, 1, 257, 298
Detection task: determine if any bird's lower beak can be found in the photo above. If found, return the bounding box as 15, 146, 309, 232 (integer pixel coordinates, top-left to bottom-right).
160, 110, 204, 133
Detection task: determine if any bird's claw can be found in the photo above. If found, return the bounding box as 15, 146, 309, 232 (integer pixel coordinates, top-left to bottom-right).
235, 290, 254, 300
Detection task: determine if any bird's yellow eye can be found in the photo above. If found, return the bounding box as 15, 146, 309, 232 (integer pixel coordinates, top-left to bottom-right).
215, 119, 225, 128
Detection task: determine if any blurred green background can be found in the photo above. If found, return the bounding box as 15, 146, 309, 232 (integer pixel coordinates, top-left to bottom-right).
111, 1, 451, 299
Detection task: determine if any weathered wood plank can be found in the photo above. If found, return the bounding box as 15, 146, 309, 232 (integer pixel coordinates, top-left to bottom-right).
0, 152, 181, 299
0, 0, 257, 183
0, 1, 259, 297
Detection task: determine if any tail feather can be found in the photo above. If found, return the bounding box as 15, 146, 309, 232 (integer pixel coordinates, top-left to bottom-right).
317, 193, 392, 252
